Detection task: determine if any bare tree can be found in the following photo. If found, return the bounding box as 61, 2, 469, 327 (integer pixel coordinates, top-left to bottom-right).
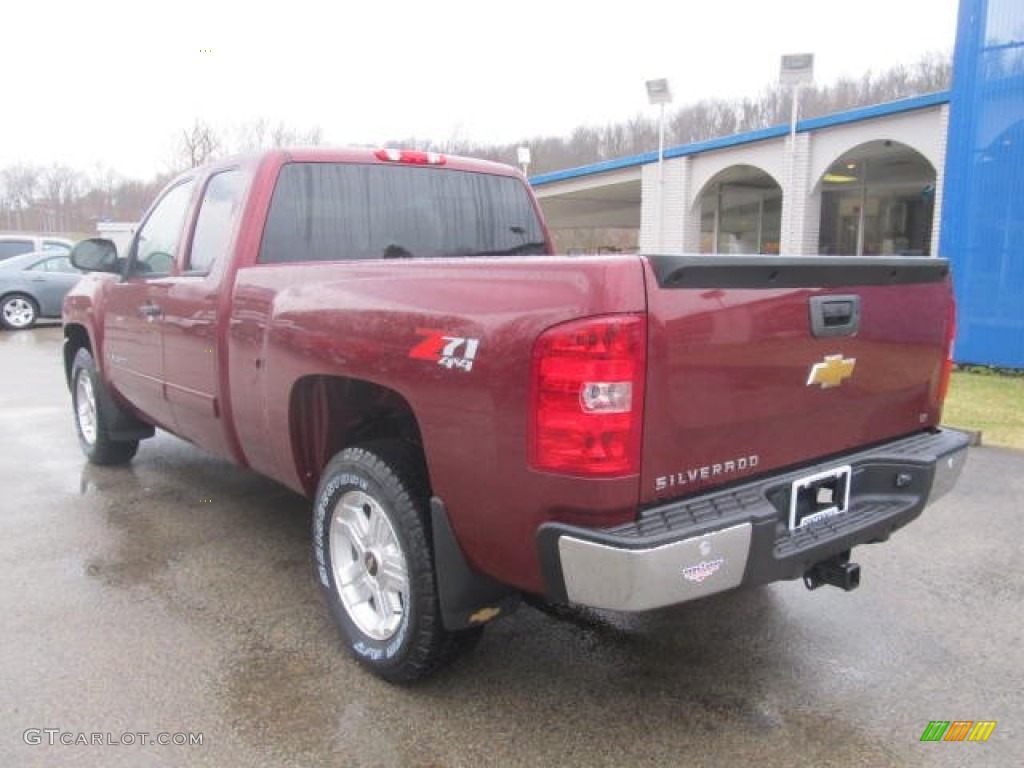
179, 119, 222, 169
40, 164, 82, 232
231, 118, 324, 153
912, 52, 954, 93
509, 51, 952, 175
342, 53, 951, 178
91, 165, 123, 210
1, 164, 41, 230
0, 52, 952, 235
270, 120, 323, 148
233, 117, 270, 153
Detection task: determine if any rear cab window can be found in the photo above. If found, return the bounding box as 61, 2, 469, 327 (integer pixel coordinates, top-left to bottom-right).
258, 163, 546, 263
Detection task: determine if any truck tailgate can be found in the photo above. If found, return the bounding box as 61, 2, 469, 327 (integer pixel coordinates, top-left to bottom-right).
640, 255, 954, 505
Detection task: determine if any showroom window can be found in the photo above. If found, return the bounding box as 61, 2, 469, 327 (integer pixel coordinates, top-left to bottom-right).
818, 142, 936, 256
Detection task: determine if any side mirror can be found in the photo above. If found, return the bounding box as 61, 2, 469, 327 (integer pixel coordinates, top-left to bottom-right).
70, 238, 121, 274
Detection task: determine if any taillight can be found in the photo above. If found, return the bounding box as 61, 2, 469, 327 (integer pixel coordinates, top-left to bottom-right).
938, 296, 956, 403
374, 148, 447, 165
530, 314, 646, 476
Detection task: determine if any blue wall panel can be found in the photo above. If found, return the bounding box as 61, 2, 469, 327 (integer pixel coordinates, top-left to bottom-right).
942, 0, 1024, 367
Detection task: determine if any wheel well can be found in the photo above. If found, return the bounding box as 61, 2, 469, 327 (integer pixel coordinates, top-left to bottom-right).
289, 376, 428, 496
1, 292, 38, 309
63, 324, 92, 386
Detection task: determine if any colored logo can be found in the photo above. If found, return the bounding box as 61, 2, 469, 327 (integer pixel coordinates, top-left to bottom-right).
920, 720, 997, 742
806, 354, 856, 389
682, 558, 724, 584
409, 329, 480, 373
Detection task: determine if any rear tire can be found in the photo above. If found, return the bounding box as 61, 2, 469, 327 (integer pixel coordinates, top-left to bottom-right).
1, 293, 39, 330
313, 443, 480, 682
71, 347, 139, 465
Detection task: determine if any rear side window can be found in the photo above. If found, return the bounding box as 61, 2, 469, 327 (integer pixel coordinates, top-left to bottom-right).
0, 240, 33, 260
29, 256, 76, 272
259, 162, 546, 263
189, 169, 245, 274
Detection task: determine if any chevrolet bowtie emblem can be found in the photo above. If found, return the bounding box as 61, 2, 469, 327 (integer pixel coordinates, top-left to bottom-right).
806, 355, 857, 389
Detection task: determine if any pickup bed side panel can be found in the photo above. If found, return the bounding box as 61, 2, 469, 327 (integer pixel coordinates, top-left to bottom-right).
227, 256, 647, 593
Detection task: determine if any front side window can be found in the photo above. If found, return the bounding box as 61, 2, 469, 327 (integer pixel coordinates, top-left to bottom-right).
188, 169, 245, 274
259, 163, 546, 263
42, 241, 70, 253
132, 180, 195, 275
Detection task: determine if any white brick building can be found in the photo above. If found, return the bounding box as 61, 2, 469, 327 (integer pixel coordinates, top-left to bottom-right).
532, 93, 949, 259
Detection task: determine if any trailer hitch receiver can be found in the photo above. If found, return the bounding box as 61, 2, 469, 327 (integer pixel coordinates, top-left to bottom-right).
804, 550, 861, 592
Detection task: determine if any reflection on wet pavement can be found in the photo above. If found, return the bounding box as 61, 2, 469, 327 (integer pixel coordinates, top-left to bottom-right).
1, 326, 1020, 767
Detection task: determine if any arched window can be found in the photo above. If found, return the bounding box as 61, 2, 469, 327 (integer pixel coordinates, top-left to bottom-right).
818, 141, 936, 256
698, 166, 782, 254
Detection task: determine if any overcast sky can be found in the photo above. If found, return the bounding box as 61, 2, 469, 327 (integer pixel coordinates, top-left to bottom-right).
3, 0, 960, 180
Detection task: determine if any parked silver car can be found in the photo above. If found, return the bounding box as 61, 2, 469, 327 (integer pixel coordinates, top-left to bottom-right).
0, 251, 84, 330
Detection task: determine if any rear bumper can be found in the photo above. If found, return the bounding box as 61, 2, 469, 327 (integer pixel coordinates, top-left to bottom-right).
537, 428, 969, 611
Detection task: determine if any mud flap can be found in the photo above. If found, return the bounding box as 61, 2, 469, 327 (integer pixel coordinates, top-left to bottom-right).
95, 381, 155, 442
430, 497, 519, 631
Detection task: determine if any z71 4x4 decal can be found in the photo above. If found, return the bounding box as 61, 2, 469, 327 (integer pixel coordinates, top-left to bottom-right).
409, 329, 480, 373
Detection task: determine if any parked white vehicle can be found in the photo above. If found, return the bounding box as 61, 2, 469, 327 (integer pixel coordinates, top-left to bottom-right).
0, 234, 74, 262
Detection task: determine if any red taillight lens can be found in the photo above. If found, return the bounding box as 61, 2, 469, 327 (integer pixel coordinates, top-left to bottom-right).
530, 315, 646, 476
374, 148, 447, 165
938, 296, 956, 403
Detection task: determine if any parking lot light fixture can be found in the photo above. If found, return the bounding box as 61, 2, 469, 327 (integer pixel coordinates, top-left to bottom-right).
517, 146, 531, 177
780, 53, 814, 253
646, 78, 672, 252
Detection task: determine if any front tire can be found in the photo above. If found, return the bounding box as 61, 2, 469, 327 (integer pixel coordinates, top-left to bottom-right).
1, 293, 39, 330
71, 347, 139, 465
313, 444, 479, 682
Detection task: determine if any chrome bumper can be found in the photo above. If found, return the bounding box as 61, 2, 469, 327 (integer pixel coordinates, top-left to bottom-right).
558, 523, 752, 611
539, 428, 971, 613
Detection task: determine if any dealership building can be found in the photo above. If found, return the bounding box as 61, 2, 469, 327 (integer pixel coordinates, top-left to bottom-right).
531, 0, 1023, 369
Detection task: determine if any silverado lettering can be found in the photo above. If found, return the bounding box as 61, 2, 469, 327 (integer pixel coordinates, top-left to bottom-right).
61, 147, 970, 683
656, 454, 761, 491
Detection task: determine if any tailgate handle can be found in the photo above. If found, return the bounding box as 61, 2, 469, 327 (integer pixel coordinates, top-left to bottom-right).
809, 295, 860, 337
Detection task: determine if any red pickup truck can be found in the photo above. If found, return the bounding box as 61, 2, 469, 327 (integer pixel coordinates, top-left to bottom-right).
63, 147, 969, 681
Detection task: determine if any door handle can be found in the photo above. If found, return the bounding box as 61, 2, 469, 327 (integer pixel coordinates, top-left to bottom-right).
139, 302, 162, 318
809, 295, 861, 338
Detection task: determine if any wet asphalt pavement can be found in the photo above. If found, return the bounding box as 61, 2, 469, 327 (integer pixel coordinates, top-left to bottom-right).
0, 325, 1020, 767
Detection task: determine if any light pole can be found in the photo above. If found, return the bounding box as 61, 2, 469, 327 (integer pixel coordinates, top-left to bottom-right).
779, 53, 813, 254
645, 78, 672, 252
517, 146, 531, 177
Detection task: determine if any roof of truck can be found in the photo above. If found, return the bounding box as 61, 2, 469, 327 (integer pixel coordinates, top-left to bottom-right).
180, 147, 522, 180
